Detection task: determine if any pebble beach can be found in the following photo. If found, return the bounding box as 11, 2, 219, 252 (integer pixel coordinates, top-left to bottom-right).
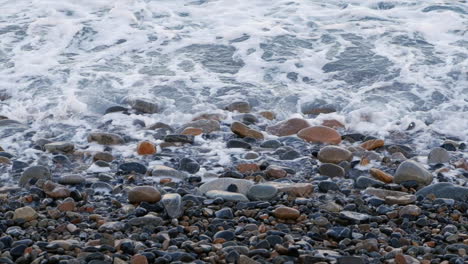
0, 100, 467, 264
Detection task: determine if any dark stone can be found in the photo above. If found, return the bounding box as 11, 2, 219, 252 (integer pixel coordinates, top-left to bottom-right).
164, 134, 194, 144
227, 139, 251, 149
214, 230, 235, 241
260, 140, 282, 149
337, 256, 367, 264
355, 176, 384, 189
319, 163, 345, 177
318, 181, 340, 193
104, 106, 128, 114
10, 244, 27, 258
118, 162, 147, 174
215, 208, 233, 219
179, 158, 200, 174
279, 150, 300, 160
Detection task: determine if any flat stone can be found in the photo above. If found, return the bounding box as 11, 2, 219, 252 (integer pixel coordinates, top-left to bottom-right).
87, 132, 125, 145
181, 127, 203, 136
198, 178, 254, 195
127, 215, 163, 226
161, 193, 183, 218
340, 211, 370, 222
259, 111, 276, 120
416, 182, 468, 201
13, 206, 37, 221
231, 122, 263, 140
180, 119, 220, 133
319, 163, 345, 177
119, 162, 147, 174
164, 134, 194, 144
58, 175, 86, 185
227, 139, 252, 149
427, 147, 450, 164
266, 118, 310, 136
318, 146, 353, 164
44, 142, 75, 153
19, 166, 51, 187
360, 139, 385, 150
399, 205, 421, 217
205, 190, 249, 202
273, 207, 300, 220
151, 165, 187, 179
247, 184, 278, 201
394, 160, 433, 186
265, 165, 287, 179
128, 186, 161, 203
298, 126, 341, 144
355, 176, 384, 189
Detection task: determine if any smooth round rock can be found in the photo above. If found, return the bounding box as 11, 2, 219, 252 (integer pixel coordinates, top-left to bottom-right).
273, 207, 300, 220
13, 206, 37, 221
427, 147, 450, 164
231, 121, 263, 140
318, 146, 353, 164
19, 165, 51, 187
247, 184, 278, 201
297, 126, 341, 144
266, 118, 310, 137
319, 163, 345, 177
394, 160, 433, 186
128, 186, 161, 203
58, 175, 86, 185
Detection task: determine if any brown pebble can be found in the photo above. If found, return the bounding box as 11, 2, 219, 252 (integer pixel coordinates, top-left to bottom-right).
131, 254, 148, 264
297, 126, 341, 144
181, 127, 203, 136
231, 122, 264, 139
361, 139, 385, 150
273, 207, 300, 220
370, 168, 393, 183
237, 163, 260, 174
259, 111, 276, 120
137, 141, 156, 155
322, 119, 345, 129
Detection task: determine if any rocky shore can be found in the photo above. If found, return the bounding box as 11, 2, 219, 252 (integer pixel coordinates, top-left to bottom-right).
0, 99, 467, 264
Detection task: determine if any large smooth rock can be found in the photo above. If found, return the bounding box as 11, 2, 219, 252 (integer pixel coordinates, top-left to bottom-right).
266, 118, 309, 137
161, 193, 183, 218
427, 147, 450, 164
416, 182, 468, 201
13, 206, 37, 221
128, 186, 161, 203
394, 160, 433, 185
198, 178, 254, 196
19, 166, 51, 187
119, 162, 147, 174
88, 132, 125, 145
231, 122, 264, 140
301, 101, 337, 115
297, 126, 341, 144
205, 190, 249, 202
318, 146, 353, 164
247, 184, 278, 201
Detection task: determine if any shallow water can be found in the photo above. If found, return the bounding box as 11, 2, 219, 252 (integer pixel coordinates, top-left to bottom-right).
0, 0, 467, 148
